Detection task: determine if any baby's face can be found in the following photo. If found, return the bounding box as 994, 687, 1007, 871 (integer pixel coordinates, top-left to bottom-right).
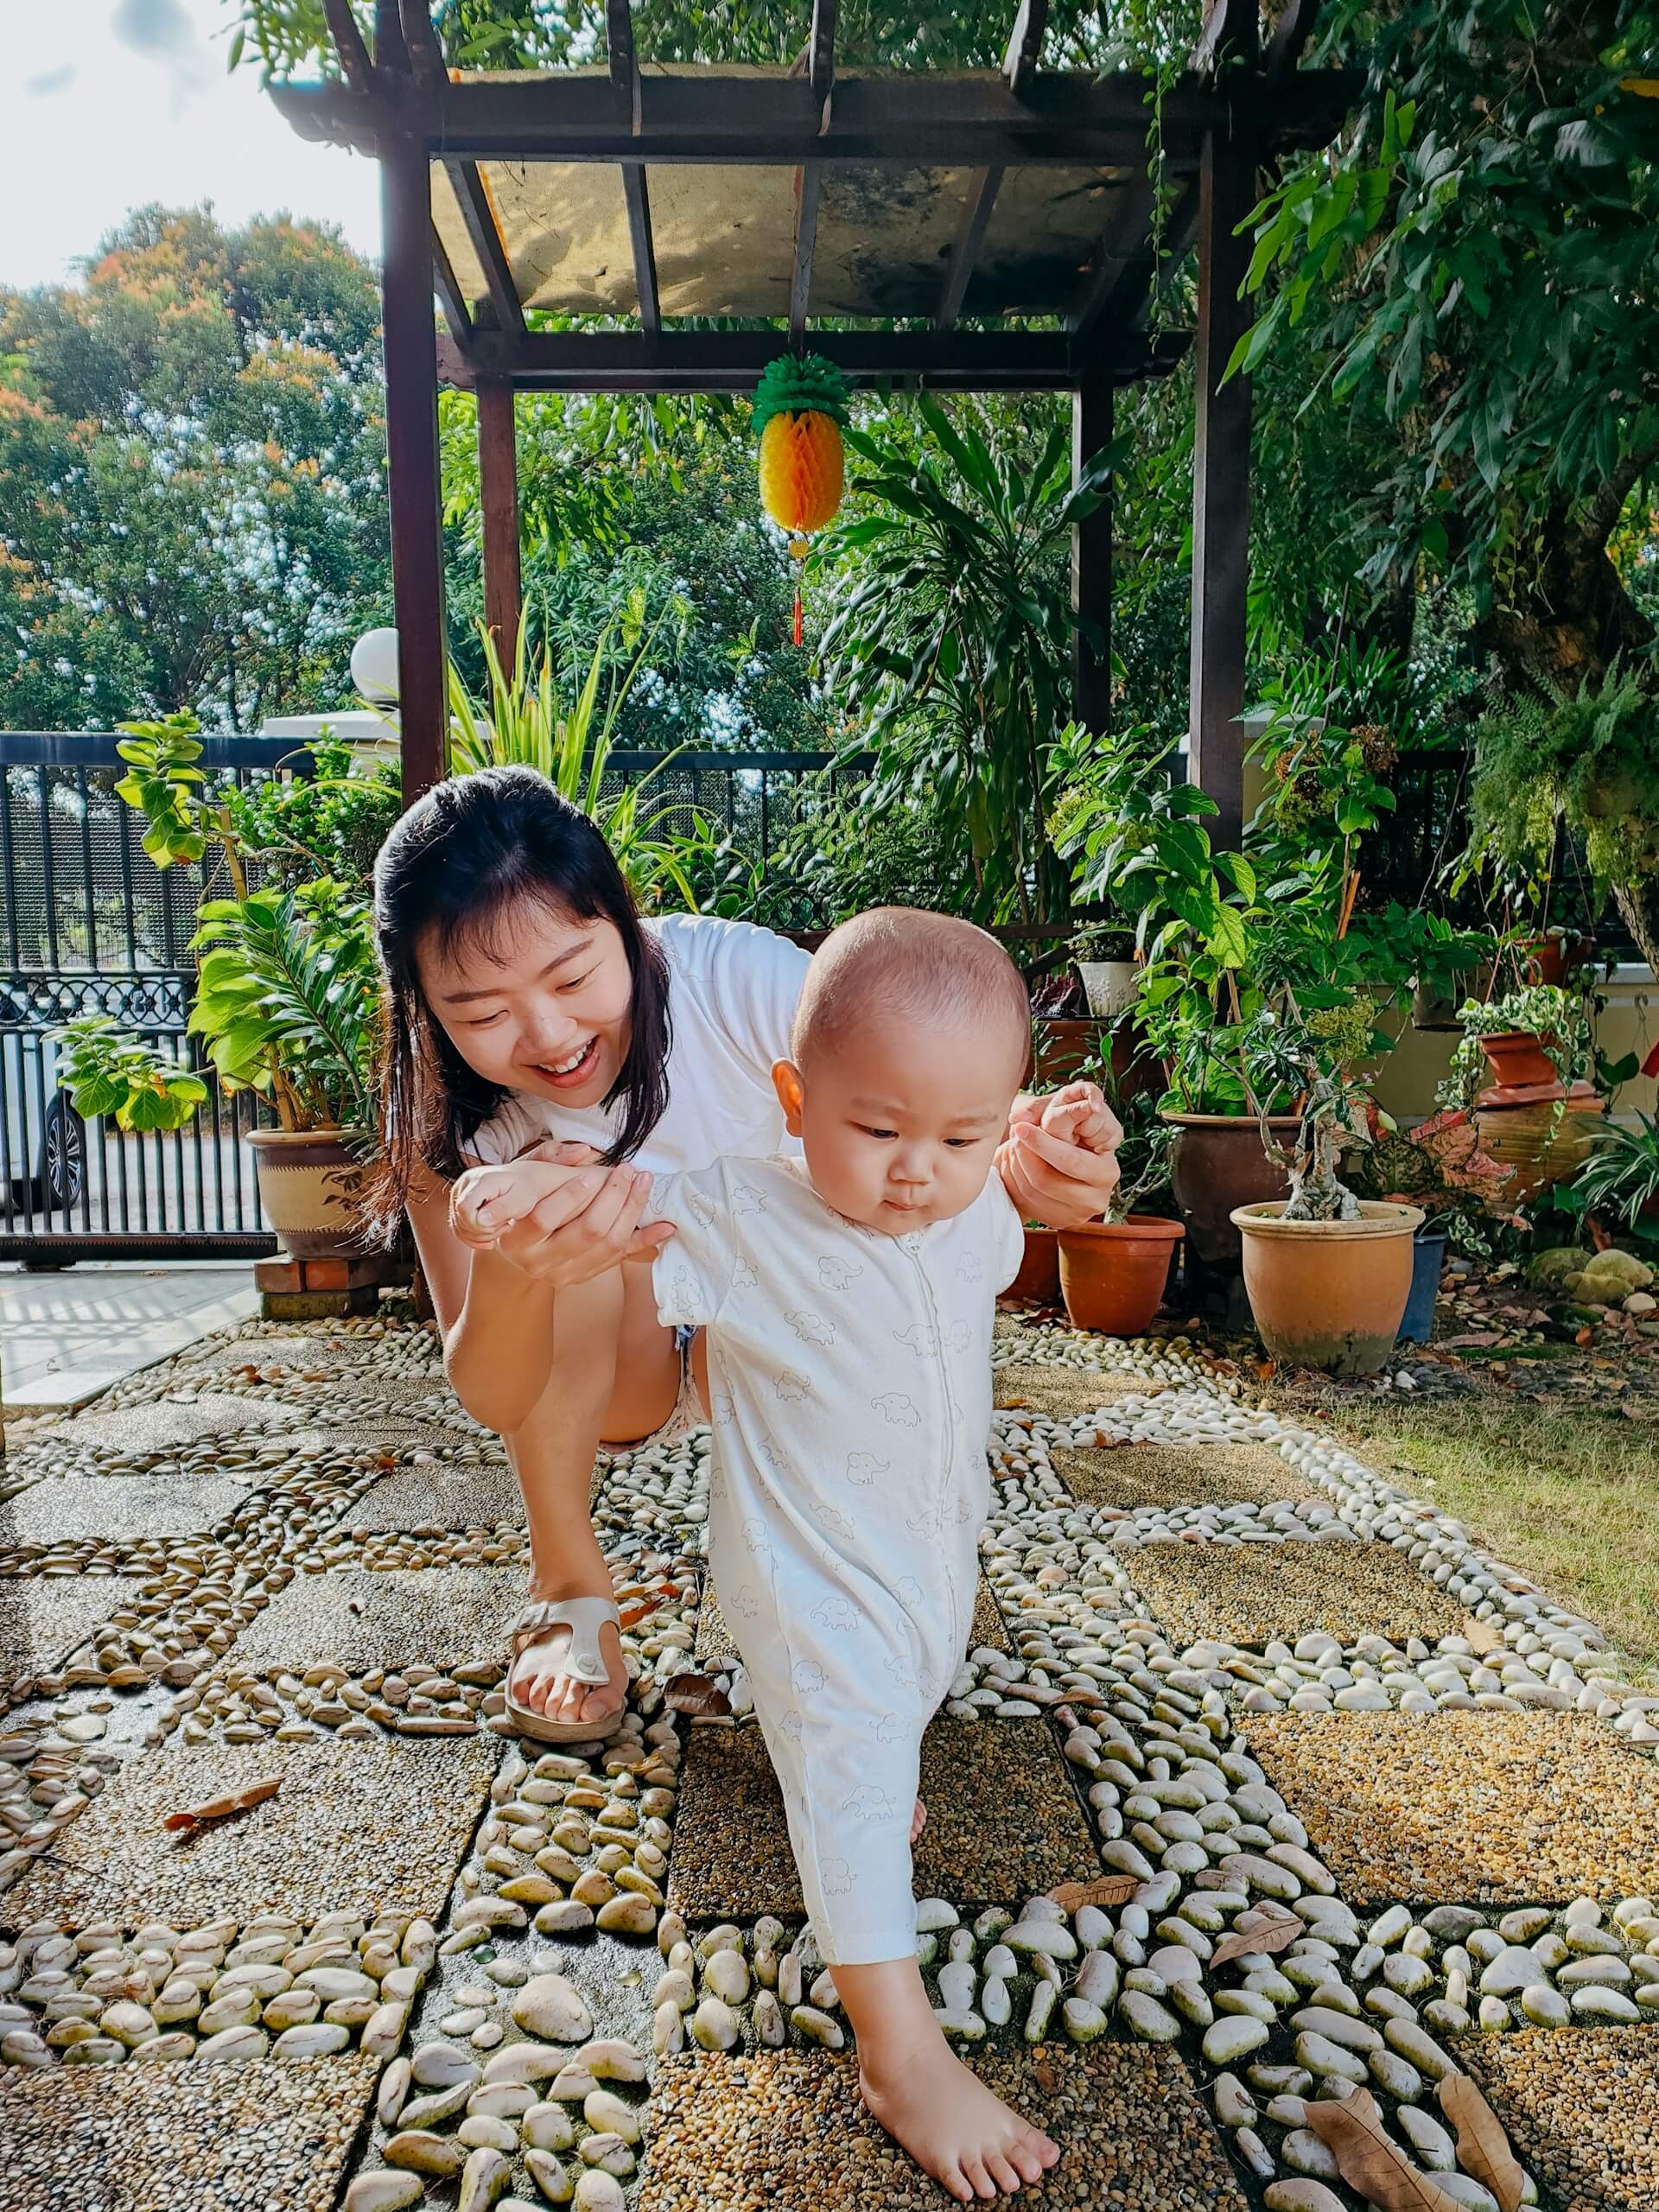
774, 1014, 1023, 1236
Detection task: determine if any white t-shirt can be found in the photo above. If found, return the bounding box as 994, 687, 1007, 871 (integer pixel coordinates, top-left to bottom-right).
464, 913, 812, 1173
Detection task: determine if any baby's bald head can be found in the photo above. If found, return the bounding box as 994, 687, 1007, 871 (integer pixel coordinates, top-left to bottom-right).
791, 907, 1030, 1080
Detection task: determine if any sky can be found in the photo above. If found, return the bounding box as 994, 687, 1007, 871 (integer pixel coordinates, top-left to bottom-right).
2, 0, 384, 291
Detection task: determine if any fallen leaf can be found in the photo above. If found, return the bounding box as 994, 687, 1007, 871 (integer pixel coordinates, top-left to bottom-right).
1439, 2074, 1525, 2212
1046, 1873, 1140, 1911
1030, 2052, 1058, 2094
1462, 1617, 1507, 1656
1439, 1332, 1501, 1350
164, 1775, 282, 1834
1304, 2091, 1464, 2212
1211, 1901, 1304, 1967
664, 1675, 732, 1717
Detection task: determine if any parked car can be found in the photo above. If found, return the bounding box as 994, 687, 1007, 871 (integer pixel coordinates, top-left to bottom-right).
1, 983, 86, 1211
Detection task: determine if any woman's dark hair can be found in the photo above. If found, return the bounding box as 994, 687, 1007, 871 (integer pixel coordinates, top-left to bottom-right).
368, 766, 671, 1228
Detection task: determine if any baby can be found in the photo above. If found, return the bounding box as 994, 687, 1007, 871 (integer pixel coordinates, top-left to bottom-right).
454, 909, 1064, 2202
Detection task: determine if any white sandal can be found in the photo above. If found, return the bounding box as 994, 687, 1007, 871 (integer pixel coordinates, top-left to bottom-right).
505, 1596, 629, 1745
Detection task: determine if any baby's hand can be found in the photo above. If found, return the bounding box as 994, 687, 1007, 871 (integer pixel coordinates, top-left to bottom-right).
1039, 1090, 1097, 1147
450, 1160, 578, 1249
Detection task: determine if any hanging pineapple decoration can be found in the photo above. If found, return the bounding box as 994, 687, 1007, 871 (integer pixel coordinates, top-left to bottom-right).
753, 353, 849, 645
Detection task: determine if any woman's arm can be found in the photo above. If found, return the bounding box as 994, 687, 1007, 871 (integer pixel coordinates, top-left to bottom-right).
406, 1154, 670, 1436
997, 1082, 1124, 1228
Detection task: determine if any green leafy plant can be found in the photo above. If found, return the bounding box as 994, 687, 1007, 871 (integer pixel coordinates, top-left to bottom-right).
53, 1017, 210, 1135
819, 397, 1114, 923
188, 878, 379, 1132
1569, 1113, 1659, 1233
1465, 665, 1659, 974
444, 595, 702, 912
1344, 1108, 1521, 1257
1443, 982, 1596, 1109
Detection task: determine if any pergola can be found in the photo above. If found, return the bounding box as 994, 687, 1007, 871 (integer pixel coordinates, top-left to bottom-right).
271, 1, 1359, 842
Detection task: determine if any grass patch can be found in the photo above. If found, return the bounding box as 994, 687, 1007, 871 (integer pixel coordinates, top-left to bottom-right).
1309, 1395, 1659, 1681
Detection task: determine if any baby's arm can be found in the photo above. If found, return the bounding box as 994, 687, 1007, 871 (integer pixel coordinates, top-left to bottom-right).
449, 1156, 584, 1249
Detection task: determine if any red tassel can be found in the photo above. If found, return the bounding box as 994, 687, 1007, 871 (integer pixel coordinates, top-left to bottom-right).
792, 587, 803, 647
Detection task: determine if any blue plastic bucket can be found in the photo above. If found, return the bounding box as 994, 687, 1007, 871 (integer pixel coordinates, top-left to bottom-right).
1396, 1230, 1447, 1345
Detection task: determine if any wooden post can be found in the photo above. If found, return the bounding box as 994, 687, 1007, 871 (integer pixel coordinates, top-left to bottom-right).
477, 378, 522, 664
1071, 376, 1113, 737
1187, 119, 1256, 850
380, 129, 449, 804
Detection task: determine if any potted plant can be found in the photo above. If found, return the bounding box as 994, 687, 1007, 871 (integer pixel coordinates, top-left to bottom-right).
1567, 1112, 1659, 1236
1345, 1109, 1522, 1342
1447, 982, 1595, 1098
1228, 1003, 1423, 1376
1055, 1093, 1184, 1334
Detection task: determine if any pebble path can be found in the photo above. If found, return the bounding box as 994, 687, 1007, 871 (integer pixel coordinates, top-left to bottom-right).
0, 1306, 1655, 2209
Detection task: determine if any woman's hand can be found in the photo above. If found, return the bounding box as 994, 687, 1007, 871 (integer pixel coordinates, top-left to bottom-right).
997, 1082, 1123, 1228
479, 1140, 674, 1288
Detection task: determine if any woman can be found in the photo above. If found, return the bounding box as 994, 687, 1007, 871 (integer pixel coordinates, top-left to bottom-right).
374, 766, 1121, 1741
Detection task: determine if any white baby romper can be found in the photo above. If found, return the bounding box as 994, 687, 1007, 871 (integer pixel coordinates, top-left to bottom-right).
650, 1152, 1025, 1966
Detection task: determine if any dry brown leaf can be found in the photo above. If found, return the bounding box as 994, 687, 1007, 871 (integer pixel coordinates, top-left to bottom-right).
1046, 1873, 1140, 1911
164, 1775, 282, 1834
1462, 1617, 1507, 1656
1439, 2074, 1525, 2212
1304, 2090, 1465, 2212
664, 1675, 732, 1717
1211, 1901, 1304, 1967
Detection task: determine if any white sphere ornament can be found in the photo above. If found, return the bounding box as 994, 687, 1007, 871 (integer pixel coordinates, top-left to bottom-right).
351, 626, 402, 704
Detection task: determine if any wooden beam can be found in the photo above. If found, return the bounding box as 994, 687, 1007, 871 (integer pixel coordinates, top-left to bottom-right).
607, 0, 641, 132
435, 331, 475, 390
379, 131, 448, 804
397, 0, 446, 88
321, 0, 374, 93
622, 170, 661, 334
447, 326, 1186, 392
1003, 0, 1049, 97
477, 379, 522, 663
1066, 188, 1156, 332
372, 0, 409, 76
1071, 378, 1113, 736
1266, 0, 1323, 79
446, 158, 524, 333
936, 165, 1003, 329
790, 164, 823, 342
808, 0, 837, 129
430, 226, 474, 342
1187, 125, 1256, 850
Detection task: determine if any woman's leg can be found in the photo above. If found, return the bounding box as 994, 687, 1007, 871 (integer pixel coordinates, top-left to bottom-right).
505, 1259, 682, 1727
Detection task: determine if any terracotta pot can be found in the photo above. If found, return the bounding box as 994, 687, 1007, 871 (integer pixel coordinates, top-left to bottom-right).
1007, 1224, 1060, 1305
249, 1126, 367, 1260
1031, 1017, 1109, 1087
1231, 1200, 1424, 1376
1475, 1084, 1606, 1205
1164, 1114, 1299, 1268
1058, 1216, 1185, 1336
1521, 936, 1596, 988
1476, 1030, 1559, 1090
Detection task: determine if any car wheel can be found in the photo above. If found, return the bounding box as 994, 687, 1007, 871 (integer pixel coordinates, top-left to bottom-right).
41, 1097, 86, 1210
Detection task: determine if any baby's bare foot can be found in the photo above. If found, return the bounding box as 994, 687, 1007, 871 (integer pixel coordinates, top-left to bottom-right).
911, 1797, 926, 1847
860, 2037, 1059, 2201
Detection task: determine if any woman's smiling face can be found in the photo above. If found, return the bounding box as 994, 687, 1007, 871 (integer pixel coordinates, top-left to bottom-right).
417, 899, 635, 1108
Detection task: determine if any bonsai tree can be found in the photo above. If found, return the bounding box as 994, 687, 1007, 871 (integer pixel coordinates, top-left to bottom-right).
1236, 995, 1382, 1223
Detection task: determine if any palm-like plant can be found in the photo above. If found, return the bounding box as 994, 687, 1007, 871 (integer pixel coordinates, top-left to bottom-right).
819, 397, 1112, 924
446, 592, 700, 911
188, 880, 378, 1132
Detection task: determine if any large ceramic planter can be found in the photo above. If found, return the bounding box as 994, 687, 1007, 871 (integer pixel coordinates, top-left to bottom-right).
1058, 1216, 1185, 1336
1164, 1114, 1298, 1269
1476, 1030, 1558, 1091
249, 1127, 366, 1261
1007, 1224, 1060, 1305
1474, 1085, 1605, 1205
1231, 1200, 1424, 1376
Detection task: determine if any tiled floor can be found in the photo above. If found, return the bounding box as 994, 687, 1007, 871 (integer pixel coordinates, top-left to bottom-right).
0, 1262, 257, 1410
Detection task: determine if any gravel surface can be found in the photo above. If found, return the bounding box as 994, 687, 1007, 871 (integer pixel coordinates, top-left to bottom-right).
1247, 1709, 1659, 1901
1461, 2026, 1659, 2212
231, 1564, 527, 1672
0, 2053, 381, 2212
636, 2044, 1252, 2212
668, 1714, 1100, 1920
992, 1366, 1154, 1422
338, 1458, 526, 1534
1125, 1532, 1467, 1647
3, 1474, 260, 1547
0, 1573, 146, 1681
3, 1732, 499, 1925
1049, 1441, 1322, 1512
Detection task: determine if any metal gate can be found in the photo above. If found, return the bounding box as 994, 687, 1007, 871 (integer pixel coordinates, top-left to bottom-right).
0, 734, 302, 1262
